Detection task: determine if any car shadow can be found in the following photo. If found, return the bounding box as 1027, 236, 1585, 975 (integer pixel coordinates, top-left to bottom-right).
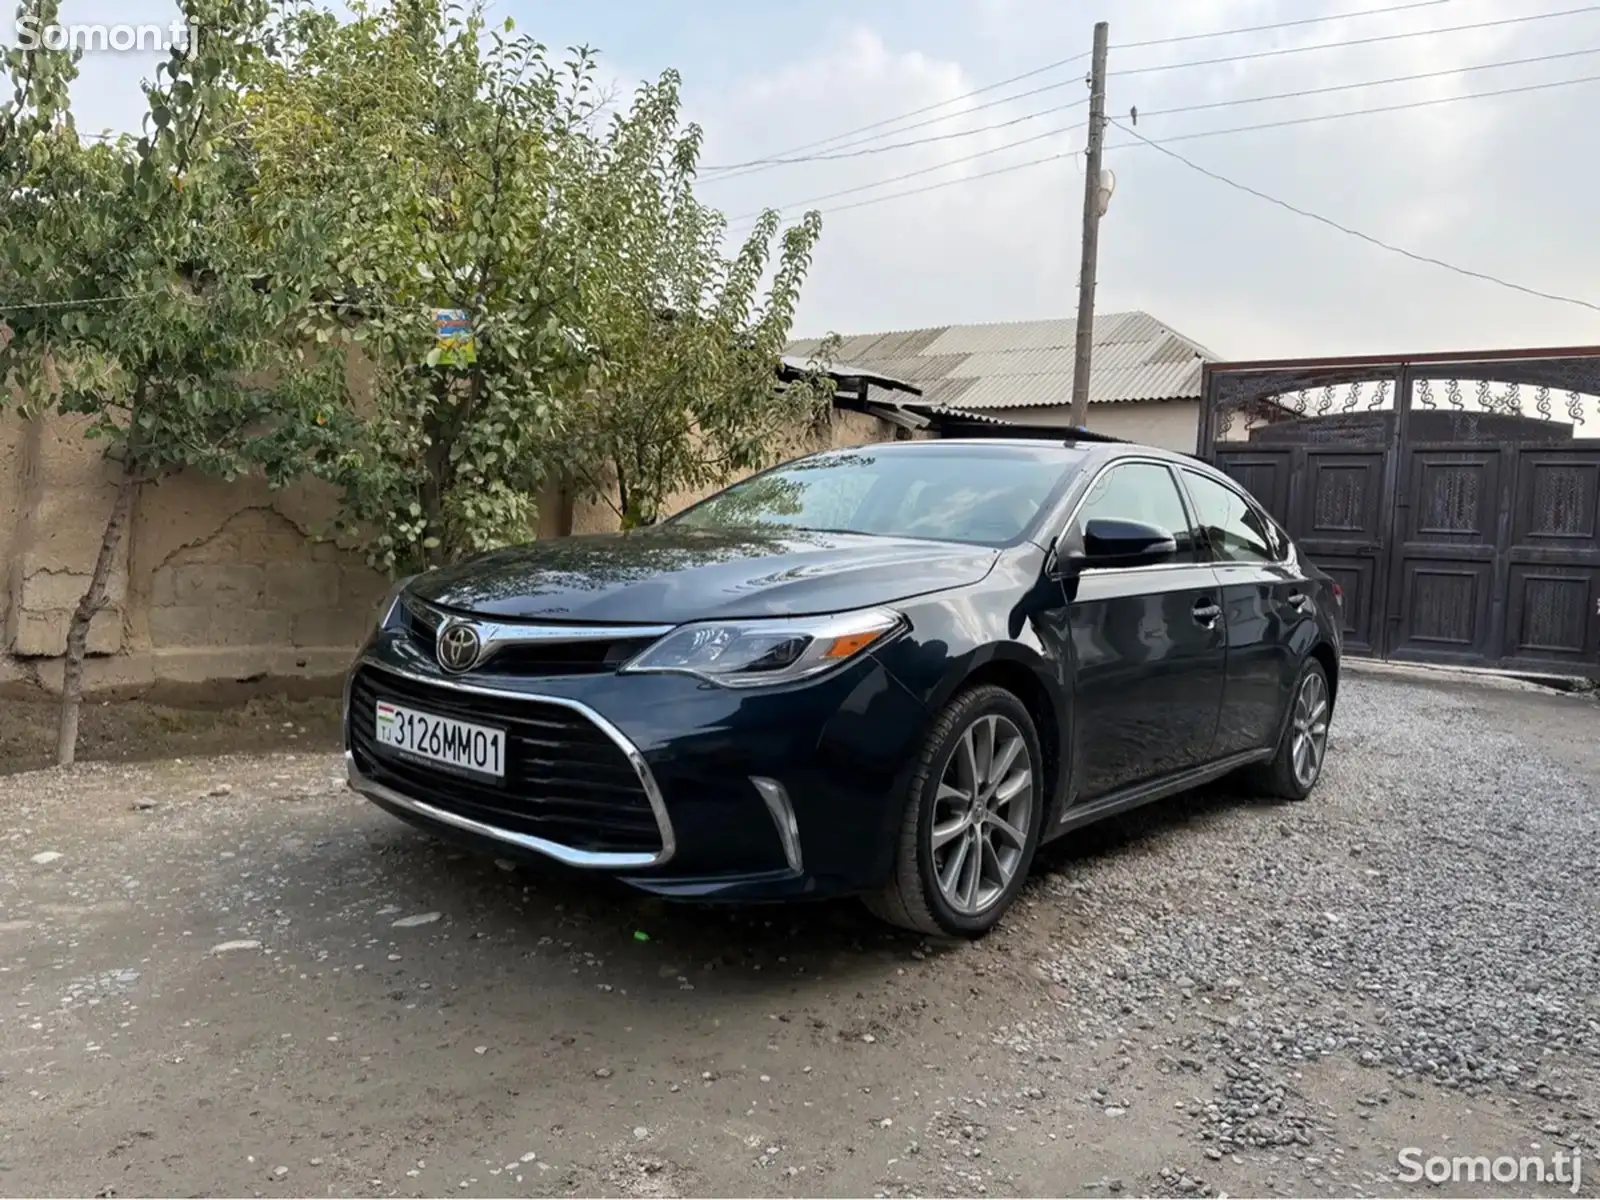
321, 776, 1277, 1011
1029, 778, 1258, 878
337, 816, 924, 1004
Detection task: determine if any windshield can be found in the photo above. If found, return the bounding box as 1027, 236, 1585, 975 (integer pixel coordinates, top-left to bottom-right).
667, 445, 1081, 546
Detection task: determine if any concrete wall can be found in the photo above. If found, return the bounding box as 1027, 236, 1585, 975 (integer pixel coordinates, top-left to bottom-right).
986, 399, 1202, 454
0, 406, 905, 696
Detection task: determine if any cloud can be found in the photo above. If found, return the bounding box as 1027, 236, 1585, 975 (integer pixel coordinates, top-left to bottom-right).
686, 0, 1600, 357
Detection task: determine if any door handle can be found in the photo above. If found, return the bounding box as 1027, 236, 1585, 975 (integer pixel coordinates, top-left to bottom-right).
1193, 599, 1222, 628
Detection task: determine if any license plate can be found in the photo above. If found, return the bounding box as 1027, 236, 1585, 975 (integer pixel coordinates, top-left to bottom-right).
374, 701, 505, 779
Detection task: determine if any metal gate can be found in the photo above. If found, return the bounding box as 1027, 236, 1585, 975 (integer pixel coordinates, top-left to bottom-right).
1200, 347, 1600, 679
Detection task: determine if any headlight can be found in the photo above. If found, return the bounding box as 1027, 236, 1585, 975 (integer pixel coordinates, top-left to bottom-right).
376, 574, 418, 630
618, 607, 904, 688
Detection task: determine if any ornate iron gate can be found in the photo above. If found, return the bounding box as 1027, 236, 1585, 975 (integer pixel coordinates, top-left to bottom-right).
1200, 347, 1600, 679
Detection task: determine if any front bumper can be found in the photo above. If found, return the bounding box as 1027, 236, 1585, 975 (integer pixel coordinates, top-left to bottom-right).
344, 630, 932, 900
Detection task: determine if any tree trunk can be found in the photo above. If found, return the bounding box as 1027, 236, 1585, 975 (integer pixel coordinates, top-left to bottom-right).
615, 457, 635, 531
56, 461, 138, 767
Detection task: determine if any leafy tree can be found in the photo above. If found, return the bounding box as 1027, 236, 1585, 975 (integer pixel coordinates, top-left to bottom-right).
0, 0, 337, 765
244, 0, 604, 571
564, 71, 835, 530
244, 1, 835, 559
0, 0, 77, 177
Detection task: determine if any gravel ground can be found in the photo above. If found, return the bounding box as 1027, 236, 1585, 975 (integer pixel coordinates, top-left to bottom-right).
1, 670, 1597, 1198
1026, 673, 1600, 1197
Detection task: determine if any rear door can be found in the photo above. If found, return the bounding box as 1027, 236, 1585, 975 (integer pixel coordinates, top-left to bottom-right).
1062, 460, 1228, 801
1178, 468, 1316, 758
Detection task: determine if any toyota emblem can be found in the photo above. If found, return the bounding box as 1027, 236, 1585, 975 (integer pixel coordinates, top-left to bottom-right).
436, 621, 483, 674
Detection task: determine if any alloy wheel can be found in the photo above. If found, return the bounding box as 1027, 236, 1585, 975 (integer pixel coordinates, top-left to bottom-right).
929, 714, 1034, 916
1290, 670, 1330, 790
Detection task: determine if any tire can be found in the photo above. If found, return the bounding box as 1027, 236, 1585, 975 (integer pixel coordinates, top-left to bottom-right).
864, 684, 1045, 938
1244, 656, 1332, 802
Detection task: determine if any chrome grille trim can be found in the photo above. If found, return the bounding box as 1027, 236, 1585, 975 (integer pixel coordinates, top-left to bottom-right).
344, 656, 677, 869
399, 595, 673, 672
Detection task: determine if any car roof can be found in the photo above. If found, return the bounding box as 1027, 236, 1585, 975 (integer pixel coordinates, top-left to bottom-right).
850, 436, 1211, 469
804, 438, 1253, 502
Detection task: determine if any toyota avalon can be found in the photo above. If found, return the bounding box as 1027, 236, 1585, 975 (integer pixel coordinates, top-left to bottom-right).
344, 438, 1341, 937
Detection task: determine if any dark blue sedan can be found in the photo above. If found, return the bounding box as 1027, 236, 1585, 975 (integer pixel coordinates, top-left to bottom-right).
344, 438, 1342, 937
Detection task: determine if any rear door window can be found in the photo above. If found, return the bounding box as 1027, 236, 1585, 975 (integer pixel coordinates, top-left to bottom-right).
1181, 470, 1280, 564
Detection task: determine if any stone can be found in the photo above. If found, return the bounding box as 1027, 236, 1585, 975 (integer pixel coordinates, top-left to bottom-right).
11, 607, 122, 656
392, 912, 441, 929
19, 567, 126, 611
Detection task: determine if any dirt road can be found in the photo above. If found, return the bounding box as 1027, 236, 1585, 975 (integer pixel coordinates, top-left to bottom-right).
2, 671, 1597, 1197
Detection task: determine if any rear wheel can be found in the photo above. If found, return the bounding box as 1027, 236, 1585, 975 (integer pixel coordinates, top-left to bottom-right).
1246, 657, 1331, 801
864, 685, 1044, 938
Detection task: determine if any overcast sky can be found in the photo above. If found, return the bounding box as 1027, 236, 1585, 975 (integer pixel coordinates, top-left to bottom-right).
22, 0, 1600, 359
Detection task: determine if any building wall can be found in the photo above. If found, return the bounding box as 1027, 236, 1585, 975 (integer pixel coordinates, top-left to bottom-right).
0, 406, 905, 697
984, 399, 1202, 454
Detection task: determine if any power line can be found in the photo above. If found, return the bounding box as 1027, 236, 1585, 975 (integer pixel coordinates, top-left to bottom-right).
717, 96, 1078, 168
1108, 71, 1600, 149
700, 60, 1086, 179
700, 74, 1081, 182
724, 71, 1600, 234
723, 45, 1600, 170
724, 121, 1084, 222
0, 291, 165, 315
1110, 5, 1600, 78
1134, 45, 1600, 122
1107, 117, 1600, 315
721, 150, 1078, 235
701, 0, 1455, 174
729, 72, 1600, 230
703, 5, 1593, 183
1111, 0, 1452, 52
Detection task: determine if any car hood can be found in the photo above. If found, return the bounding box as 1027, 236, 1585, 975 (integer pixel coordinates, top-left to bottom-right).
408, 526, 999, 624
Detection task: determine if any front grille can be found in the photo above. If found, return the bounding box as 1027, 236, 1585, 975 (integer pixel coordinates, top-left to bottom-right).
398, 597, 656, 677
348, 665, 663, 856
399, 597, 441, 644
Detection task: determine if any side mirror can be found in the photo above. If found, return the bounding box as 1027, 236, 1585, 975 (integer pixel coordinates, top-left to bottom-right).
1081, 518, 1178, 568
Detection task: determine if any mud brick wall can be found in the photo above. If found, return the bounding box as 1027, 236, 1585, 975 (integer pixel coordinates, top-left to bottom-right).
146, 509, 383, 655
0, 409, 390, 696
1, 405, 906, 697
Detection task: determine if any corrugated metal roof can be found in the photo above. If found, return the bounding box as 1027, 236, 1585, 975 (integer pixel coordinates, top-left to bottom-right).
787, 312, 1222, 409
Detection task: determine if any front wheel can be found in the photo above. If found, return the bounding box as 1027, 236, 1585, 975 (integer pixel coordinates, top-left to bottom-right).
864, 684, 1044, 938
1247, 657, 1332, 801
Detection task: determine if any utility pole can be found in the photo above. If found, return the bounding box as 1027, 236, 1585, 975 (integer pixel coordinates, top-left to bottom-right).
1069, 20, 1109, 430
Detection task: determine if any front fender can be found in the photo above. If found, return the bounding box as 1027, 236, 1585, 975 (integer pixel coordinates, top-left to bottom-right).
872, 575, 1074, 828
